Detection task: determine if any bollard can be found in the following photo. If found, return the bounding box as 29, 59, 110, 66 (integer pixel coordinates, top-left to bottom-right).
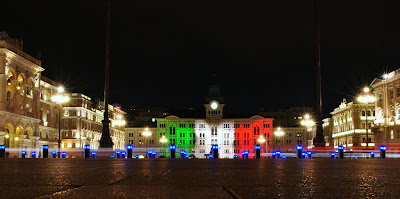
282, 155, 287, 159
84, 145, 90, 159
212, 145, 219, 159
338, 146, 344, 159
111, 155, 115, 158
380, 146, 386, 159
209, 154, 213, 159
31, 152, 36, 159
233, 154, 238, 159
91, 152, 96, 158
296, 145, 303, 159
52, 151, 57, 158
169, 145, 176, 158
307, 151, 312, 159
370, 152, 375, 159
121, 152, 126, 159
331, 152, 335, 159
241, 151, 245, 159
43, 145, 49, 158
116, 150, 121, 158
21, 151, 26, 158
148, 150, 153, 158
152, 152, 157, 158
272, 152, 276, 159
0, 145, 5, 158
255, 145, 261, 159
180, 150, 185, 159
301, 152, 306, 158
276, 151, 281, 159
127, 145, 133, 158
61, 152, 67, 158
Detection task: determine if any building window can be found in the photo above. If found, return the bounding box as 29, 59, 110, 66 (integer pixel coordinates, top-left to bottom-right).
390, 89, 394, 99
297, 133, 302, 137
391, 130, 394, 139
64, 120, 68, 126
6, 91, 11, 103
297, 140, 302, 144
72, 143, 76, 148
286, 140, 292, 145
64, 110, 69, 116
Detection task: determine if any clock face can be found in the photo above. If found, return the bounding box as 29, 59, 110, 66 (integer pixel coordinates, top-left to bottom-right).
210, 101, 218, 110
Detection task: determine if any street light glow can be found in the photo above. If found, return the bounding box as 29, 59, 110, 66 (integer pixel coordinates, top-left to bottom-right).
274, 127, 284, 137
160, 135, 168, 144
57, 87, 64, 93
363, 87, 370, 93
257, 135, 266, 143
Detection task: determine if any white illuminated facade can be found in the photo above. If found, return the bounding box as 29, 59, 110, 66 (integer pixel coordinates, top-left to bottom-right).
331, 98, 375, 148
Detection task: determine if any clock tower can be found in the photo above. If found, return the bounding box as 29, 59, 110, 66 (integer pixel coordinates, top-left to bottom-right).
205, 100, 224, 120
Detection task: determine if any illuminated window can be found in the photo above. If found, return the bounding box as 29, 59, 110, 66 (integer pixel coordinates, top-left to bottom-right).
64, 110, 69, 116
391, 130, 394, 139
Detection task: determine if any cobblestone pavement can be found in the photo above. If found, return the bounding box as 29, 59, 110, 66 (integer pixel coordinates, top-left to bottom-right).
0, 158, 399, 199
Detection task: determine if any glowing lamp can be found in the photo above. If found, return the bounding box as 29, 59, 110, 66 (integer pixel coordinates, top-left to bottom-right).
52, 151, 57, 155
296, 145, 303, 150
331, 152, 335, 157
91, 152, 96, 155
354, 157, 358, 159
276, 151, 281, 155
127, 145, 133, 150
61, 152, 67, 155
148, 151, 153, 154
209, 154, 213, 158
122, 152, 126, 155
282, 155, 287, 159
43, 145, 49, 149
338, 146, 344, 150
169, 145, 176, 150
370, 152, 375, 155
21, 151, 26, 155
380, 146, 386, 151
4, 134, 9, 139
255, 145, 260, 149
301, 152, 306, 156
111, 155, 115, 158
0, 145, 5, 149
272, 152, 276, 156
152, 152, 157, 155
116, 151, 121, 154
307, 151, 312, 155
84, 145, 90, 150
233, 154, 238, 158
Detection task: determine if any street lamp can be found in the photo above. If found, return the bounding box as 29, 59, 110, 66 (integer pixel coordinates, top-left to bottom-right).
257, 135, 266, 156
51, 86, 69, 158
274, 127, 284, 151
160, 135, 168, 157
358, 87, 376, 148
143, 128, 151, 158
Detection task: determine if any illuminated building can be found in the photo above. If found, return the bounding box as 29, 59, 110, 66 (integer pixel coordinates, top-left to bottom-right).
272, 126, 312, 151
60, 93, 126, 150
370, 70, 400, 148
0, 32, 44, 157
330, 98, 375, 149
125, 127, 159, 156
155, 100, 273, 158
322, 118, 333, 147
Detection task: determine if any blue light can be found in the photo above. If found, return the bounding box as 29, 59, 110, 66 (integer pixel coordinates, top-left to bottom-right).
212, 145, 218, 150
354, 157, 358, 159
234, 154, 238, 158
338, 146, 344, 150
331, 152, 335, 156
135, 155, 139, 159
148, 150, 153, 154
282, 155, 287, 159
116, 151, 121, 154
127, 145, 133, 150
301, 152, 306, 156
185, 155, 189, 158
91, 152, 96, 155
43, 145, 48, 149
152, 152, 156, 155
31, 152, 36, 156
122, 152, 126, 155
52, 151, 57, 155
296, 145, 303, 150
380, 146, 386, 150
111, 155, 115, 158
245, 150, 249, 154
21, 151, 26, 155
272, 152, 276, 156
180, 150, 185, 154
0, 145, 5, 149
169, 145, 176, 150
371, 152, 375, 155
255, 145, 261, 149
84, 145, 90, 150
61, 152, 67, 155
209, 154, 213, 158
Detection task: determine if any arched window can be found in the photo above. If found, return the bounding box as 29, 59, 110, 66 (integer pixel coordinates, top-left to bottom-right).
362, 110, 366, 116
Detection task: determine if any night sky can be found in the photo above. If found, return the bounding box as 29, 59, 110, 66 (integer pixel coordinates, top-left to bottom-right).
2, 1, 400, 116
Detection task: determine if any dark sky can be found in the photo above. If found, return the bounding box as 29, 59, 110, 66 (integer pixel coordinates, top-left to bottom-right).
2, 1, 400, 115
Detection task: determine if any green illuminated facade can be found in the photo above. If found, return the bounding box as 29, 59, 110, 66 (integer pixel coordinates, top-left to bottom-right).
157, 116, 196, 158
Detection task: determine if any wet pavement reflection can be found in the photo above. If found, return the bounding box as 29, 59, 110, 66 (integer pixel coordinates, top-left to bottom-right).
0, 159, 399, 198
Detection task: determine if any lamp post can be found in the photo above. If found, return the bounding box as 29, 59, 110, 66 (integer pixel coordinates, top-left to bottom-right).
160, 135, 168, 157
257, 135, 266, 158
143, 128, 151, 158
114, 115, 126, 150
301, 114, 316, 148
51, 87, 69, 158
358, 87, 376, 148
274, 127, 284, 151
